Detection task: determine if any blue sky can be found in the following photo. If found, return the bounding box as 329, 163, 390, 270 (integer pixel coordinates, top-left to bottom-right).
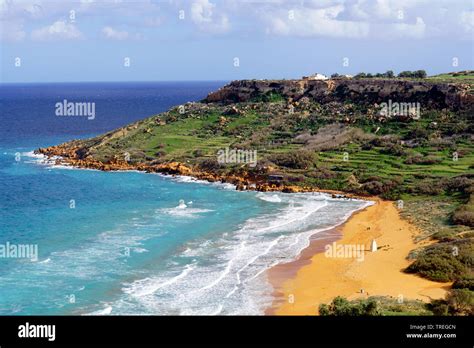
1, 0, 473, 82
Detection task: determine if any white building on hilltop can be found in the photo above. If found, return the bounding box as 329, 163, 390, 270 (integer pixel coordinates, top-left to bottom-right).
302, 73, 328, 80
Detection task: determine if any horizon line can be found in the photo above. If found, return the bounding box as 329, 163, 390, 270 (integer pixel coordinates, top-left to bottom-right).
0, 80, 232, 85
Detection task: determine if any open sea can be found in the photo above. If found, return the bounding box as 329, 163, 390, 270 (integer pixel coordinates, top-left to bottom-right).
0, 82, 371, 315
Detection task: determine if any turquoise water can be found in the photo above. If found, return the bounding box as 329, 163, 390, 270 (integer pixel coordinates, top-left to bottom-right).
0, 83, 371, 315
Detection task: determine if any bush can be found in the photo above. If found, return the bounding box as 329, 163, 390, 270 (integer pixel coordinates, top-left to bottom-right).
361, 179, 399, 196
427, 299, 449, 316
404, 154, 442, 165
447, 176, 474, 194
319, 296, 381, 316
452, 210, 474, 227
379, 144, 406, 156
415, 180, 445, 195
154, 150, 166, 157
446, 289, 474, 315
192, 149, 204, 157
432, 230, 459, 242
405, 240, 473, 282
370, 135, 399, 147
405, 127, 430, 140
199, 158, 221, 171
428, 289, 474, 316
452, 194, 474, 227
362, 181, 385, 195
452, 276, 474, 291
269, 150, 314, 169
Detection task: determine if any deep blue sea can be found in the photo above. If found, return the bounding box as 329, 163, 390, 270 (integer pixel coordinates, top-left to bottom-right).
0, 82, 370, 315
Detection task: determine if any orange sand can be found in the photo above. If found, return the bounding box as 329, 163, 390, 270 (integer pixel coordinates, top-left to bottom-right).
271, 200, 450, 315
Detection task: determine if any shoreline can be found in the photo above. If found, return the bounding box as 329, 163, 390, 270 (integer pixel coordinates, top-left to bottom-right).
265, 223, 344, 315
267, 199, 450, 315
33, 147, 370, 199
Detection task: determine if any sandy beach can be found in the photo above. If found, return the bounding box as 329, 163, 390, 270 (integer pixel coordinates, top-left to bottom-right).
268, 199, 450, 315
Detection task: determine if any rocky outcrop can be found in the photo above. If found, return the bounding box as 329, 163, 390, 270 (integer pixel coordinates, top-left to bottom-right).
35, 144, 360, 198
204, 79, 474, 110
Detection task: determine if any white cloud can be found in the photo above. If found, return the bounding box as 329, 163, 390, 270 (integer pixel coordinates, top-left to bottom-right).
31, 20, 83, 41
460, 11, 474, 33
102, 26, 129, 40
101, 26, 143, 40
143, 16, 163, 28
265, 5, 370, 39
392, 16, 426, 39
0, 20, 26, 42
190, 0, 230, 33
1, 0, 472, 42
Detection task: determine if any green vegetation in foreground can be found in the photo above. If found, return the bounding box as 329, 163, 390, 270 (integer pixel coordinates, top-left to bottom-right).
319, 293, 473, 316
61, 74, 473, 315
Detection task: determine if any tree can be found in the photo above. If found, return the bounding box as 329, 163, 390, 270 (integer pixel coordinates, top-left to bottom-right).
397, 70, 427, 78
413, 70, 427, 78
354, 72, 367, 78
398, 71, 413, 78
385, 70, 395, 78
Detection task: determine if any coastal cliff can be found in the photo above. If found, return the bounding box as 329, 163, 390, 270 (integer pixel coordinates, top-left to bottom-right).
204, 78, 474, 110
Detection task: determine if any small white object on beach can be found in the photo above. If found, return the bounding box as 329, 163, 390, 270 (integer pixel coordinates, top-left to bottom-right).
370, 239, 377, 252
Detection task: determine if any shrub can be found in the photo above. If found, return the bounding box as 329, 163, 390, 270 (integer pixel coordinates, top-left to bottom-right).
452, 276, 474, 291
199, 158, 221, 171
428, 289, 474, 316
452, 210, 474, 227
361, 179, 399, 196
405, 240, 473, 282
432, 230, 459, 242
307, 168, 337, 179
452, 194, 474, 227
269, 150, 314, 169
319, 296, 381, 316
427, 299, 449, 316
447, 176, 474, 194
362, 181, 385, 195
446, 289, 474, 315
405, 127, 430, 140
404, 154, 442, 165
379, 144, 406, 156
192, 149, 204, 157
415, 180, 445, 195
